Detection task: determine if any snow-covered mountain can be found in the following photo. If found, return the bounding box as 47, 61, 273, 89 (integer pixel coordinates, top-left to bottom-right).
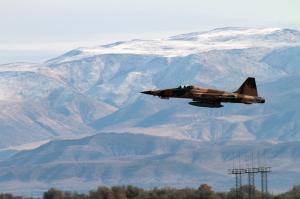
48, 27, 300, 62
0, 27, 300, 148
0, 27, 300, 195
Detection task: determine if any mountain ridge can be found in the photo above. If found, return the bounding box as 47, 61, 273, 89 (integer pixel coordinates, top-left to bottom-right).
0, 133, 299, 195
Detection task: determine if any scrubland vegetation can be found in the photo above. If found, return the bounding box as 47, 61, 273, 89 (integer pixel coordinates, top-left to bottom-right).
1, 184, 300, 199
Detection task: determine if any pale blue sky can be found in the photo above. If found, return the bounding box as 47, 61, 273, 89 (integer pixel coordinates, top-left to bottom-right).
0, 0, 299, 63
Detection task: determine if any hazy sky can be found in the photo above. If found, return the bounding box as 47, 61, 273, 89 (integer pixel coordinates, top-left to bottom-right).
0, 0, 299, 63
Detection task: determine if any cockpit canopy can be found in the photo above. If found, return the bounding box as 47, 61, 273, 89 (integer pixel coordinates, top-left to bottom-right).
177, 85, 194, 89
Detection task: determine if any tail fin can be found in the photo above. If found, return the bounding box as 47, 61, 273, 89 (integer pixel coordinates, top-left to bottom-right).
234, 77, 258, 96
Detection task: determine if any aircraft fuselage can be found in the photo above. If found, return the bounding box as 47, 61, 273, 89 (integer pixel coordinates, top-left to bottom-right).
141, 77, 265, 108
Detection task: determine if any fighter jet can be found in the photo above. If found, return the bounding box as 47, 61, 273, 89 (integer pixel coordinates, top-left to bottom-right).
141, 77, 265, 108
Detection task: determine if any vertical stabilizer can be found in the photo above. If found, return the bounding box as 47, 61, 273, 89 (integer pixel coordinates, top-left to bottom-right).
234, 77, 258, 96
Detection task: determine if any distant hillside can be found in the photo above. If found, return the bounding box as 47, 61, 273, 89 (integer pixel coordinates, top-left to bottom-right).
0, 133, 300, 195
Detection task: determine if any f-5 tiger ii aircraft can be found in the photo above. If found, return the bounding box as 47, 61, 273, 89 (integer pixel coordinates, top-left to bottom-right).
141, 77, 265, 108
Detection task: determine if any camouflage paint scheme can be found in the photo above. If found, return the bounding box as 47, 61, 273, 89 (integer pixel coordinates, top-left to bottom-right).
141, 77, 265, 108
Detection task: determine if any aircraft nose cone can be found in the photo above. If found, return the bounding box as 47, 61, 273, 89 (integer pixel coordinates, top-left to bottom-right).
141, 91, 152, 95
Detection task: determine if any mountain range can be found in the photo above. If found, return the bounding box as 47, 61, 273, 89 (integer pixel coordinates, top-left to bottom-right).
0, 27, 299, 195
